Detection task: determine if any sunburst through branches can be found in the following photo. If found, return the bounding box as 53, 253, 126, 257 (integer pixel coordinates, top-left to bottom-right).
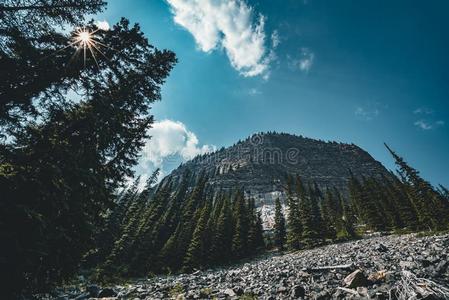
70, 27, 109, 68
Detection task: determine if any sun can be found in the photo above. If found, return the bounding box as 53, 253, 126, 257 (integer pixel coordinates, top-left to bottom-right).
77, 30, 92, 44
70, 27, 107, 68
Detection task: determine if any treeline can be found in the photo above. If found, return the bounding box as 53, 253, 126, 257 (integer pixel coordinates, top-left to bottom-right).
276, 175, 357, 252
273, 144, 449, 252
348, 144, 449, 232
92, 171, 265, 280
94, 144, 449, 279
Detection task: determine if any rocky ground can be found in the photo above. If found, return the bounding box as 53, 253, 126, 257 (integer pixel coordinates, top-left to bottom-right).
44, 233, 449, 299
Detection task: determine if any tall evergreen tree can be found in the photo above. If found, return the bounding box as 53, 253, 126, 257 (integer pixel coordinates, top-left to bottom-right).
438, 185, 449, 202
183, 202, 211, 271
210, 195, 233, 264
385, 144, 449, 230
321, 189, 337, 240
231, 190, 249, 258
299, 191, 316, 245
308, 183, 324, 241
274, 198, 287, 251
338, 194, 356, 239
0, 11, 176, 294
286, 175, 302, 250
247, 198, 265, 253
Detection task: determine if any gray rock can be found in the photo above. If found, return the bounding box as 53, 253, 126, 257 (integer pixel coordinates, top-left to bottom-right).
74, 293, 89, 300
87, 284, 100, 297
375, 243, 388, 252
399, 260, 415, 269
435, 260, 448, 274
37, 233, 449, 300
98, 288, 117, 298
290, 285, 305, 298
164, 132, 393, 229
222, 288, 236, 297
343, 270, 369, 288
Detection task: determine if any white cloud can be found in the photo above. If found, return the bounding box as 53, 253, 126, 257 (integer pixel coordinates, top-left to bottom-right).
288, 48, 314, 72
95, 20, 110, 31
355, 106, 380, 121
413, 107, 433, 115
141, 119, 216, 168
414, 119, 445, 130
271, 30, 280, 48
248, 87, 261, 96
298, 48, 314, 72
166, 0, 274, 77
412, 107, 445, 130
414, 120, 433, 130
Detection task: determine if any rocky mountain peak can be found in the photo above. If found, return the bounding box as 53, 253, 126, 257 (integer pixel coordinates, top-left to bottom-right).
162, 132, 390, 207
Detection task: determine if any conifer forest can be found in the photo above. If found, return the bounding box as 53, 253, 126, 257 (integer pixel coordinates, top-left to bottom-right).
1, 1, 449, 299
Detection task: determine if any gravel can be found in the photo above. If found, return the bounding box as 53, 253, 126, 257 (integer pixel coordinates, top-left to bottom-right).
41, 233, 449, 299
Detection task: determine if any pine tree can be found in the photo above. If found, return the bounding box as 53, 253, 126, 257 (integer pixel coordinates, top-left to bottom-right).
210, 195, 233, 264
383, 173, 418, 230
385, 144, 448, 230
321, 189, 337, 240
129, 175, 172, 275
253, 211, 265, 250
338, 194, 356, 239
308, 183, 324, 241
274, 198, 287, 251
0, 12, 177, 295
247, 198, 265, 253
101, 180, 146, 277
361, 177, 386, 231
183, 202, 211, 271
438, 185, 449, 202
286, 175, 302, 250
299, 191, 316, 245
232, 190, 248, 258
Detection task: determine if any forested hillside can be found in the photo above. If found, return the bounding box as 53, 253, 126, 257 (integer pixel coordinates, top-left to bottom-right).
90, 142, 449, 281
1, 1, 449, 299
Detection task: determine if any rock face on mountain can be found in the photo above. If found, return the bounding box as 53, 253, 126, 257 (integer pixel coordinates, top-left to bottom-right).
164, 132, 390, 206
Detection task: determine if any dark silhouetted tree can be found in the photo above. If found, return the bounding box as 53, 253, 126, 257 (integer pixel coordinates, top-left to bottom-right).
274, 198, 286, 251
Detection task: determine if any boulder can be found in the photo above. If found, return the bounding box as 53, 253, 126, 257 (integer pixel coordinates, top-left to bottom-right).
223, 288, 236, 297
98, 288, 117, 298
86, 284, 100, 297
343, 269, 369, 288
290, 285, 305, 298
375, 244, 388, 252
399, 261, 415, 270
74, 293, 89, 300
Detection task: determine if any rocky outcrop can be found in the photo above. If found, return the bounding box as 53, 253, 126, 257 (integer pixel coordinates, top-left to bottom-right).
164, 132, 390, 207
47, 233, 449, 299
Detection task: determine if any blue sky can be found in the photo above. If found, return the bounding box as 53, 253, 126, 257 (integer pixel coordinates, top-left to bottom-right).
97, 0, 449, 187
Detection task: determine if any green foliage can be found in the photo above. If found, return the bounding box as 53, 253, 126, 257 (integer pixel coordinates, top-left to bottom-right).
274, 198, 286, 251
385, 144, 449, 231
239, 293, 258, 300
0, 2, 176, 296
183, 202, 211, 271
99, 144, 439, 275
96, 175, 265, 278
286, 175, 302, 250
168, 283, 185, 299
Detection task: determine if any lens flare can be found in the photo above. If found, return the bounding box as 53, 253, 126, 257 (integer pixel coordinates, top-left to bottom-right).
71, 27, 107, 68
77, 30, 92, 44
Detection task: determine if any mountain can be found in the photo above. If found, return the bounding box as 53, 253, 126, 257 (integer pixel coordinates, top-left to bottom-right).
162, 132, 390, 207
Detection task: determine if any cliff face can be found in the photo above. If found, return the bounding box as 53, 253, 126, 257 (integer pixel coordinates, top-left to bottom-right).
162, 132, 390, 207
